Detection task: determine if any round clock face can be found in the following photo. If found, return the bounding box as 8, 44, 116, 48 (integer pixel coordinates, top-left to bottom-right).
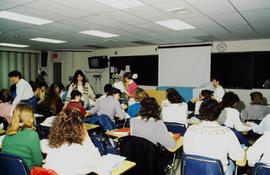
216, 42, 227, 52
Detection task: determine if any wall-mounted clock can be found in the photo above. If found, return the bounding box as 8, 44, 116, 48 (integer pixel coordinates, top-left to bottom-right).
216, 42, 227, 52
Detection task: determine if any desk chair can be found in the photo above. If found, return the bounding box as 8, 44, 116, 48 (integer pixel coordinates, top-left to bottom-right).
0, 116, 9, 130
119, 136, 164, 175
182, 154, 224, 175
164, 122, 186, 135
252, 163, 270, 175
0, 153, 30, 175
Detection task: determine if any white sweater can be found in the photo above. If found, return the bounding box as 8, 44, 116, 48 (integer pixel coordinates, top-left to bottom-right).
43, 135, 102, 175
218, 107, 251, 132
184, 121, 245, 171
161, 102, 188, 125
247, 131, 270, 166
250, 114, 270, 134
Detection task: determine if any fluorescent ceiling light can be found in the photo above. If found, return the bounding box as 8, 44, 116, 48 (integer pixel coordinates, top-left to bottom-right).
96, 0, 145, 9
79, 30, 119, 38
30, 38, 67, 43
0, 11, 53, 25
0, 43, 29, 48
155, 19, 195, 30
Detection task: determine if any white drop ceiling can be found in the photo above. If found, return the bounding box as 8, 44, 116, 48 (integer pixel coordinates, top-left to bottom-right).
0, 0, 269, 50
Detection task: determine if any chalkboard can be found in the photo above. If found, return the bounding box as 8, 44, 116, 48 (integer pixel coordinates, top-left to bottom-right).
110, 55, 158, 86
211, 52, 270, 89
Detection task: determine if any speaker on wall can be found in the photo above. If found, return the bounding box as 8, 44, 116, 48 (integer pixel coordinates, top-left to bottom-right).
41, 51, 48, 67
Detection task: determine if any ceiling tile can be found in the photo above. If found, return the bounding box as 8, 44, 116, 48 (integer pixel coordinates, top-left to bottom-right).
212, 13, 247, 26
230, 0, 270, 11
101, 11, 148, 25
242, 8, 270, 23
185, 0, 236, 14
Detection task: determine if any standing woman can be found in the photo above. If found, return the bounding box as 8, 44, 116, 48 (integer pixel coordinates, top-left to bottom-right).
2, 103, 43, 170
66, 70, 95, 108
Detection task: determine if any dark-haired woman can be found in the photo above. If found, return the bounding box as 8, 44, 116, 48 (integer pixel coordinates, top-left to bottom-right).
161, 90, 187, 124
130, 97, 176, 150
41, 84, 64, 116
183, 99, 245, 175
194, 89, 213, 115
43, 109, 102, 175
123, 72, 138, 98
0, 89, 14, 123
66, 70, 95, 108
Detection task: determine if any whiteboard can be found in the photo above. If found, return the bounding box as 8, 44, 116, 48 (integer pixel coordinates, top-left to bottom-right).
158, 46, 211, 87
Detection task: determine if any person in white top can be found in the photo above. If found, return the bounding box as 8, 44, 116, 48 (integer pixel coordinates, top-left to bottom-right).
184, 99, 245, 175
161, 89, 187, 125
43, 109, 103, 175
246, 113, 270, 135
194, 89, 213, 115
212, 78, 225, 103
160, 88, 177, 108
247, 131, 270, 166
66, 70, 95, 108
8, 70, 34, 106
218, 92, 251, 132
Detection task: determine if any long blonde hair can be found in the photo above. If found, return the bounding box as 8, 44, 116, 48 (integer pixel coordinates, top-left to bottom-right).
6, 103, 34, 135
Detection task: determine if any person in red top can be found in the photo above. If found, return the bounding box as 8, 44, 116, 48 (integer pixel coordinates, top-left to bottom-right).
123, 72, 138, 98
65, 90, 90, 117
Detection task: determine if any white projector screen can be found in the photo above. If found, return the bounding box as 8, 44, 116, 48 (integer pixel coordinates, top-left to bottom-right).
158, 45, 211, 87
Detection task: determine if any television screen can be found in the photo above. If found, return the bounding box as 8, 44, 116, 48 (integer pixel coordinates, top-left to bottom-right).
88, 56, 108, 69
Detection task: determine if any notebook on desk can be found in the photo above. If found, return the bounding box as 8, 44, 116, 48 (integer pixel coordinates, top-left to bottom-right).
112, 128, 130, 137
93, 154, 126, 174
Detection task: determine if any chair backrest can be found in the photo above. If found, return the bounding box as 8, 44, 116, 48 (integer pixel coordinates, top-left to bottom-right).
0, 152, 30, 175
119, 136, 164, 175
165, 122, 186, 135
182, 154, 224, 175
252, 163, 270, 175
0, 116, 9, 130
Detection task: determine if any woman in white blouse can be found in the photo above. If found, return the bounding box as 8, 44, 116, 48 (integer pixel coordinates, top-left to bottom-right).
247, 131, 270, 166
184, 99, 245, 175
161, 89, 187, 125
66, 70, 95, 108
43, 109, 102, 175
217, 92, 251, 132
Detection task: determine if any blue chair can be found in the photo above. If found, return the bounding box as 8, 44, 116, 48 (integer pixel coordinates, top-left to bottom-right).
0, 153, 30, 175
164, 122, 186, 135
182, 154, 224, 175
252, 163, 270, 175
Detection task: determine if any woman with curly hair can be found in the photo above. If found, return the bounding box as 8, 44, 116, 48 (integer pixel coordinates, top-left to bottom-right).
43, 109, 102, 175
130, 97, 176, 150
66, 70, 95, 108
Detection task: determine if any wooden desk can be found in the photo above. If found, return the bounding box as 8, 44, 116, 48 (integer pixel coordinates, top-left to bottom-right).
83, 123, 100, 131
168, 137, 183, 152
106, 130, 129, 139
111, 160, 136, 175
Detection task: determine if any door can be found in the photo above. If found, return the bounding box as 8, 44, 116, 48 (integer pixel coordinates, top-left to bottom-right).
53, 62, 62, 84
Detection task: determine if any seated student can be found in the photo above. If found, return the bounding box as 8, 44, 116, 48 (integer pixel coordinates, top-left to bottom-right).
128, 88, 148, 118
0, 89, 14, 123
65, 90, 90, 117
160, 88, 178, 108
43, 109, 103, 175
88, 88, 126, 122
8, 70, 36, 109
247, 131, 270, 167
161, 89, 187, 125
30, 82, 45, 105
2, 103, 43, 169
241, 91, 270, 122
184, 99, 245, 175
194, 89, 213, 115
130, 97, 176, 150
218, 92, 250, 132
98, 83, 113, 100
246, 113, 270, 135
41, 84, 64, 116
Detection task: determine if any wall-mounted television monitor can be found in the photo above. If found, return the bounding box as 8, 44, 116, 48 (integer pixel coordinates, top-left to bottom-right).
88, 56, 108, 69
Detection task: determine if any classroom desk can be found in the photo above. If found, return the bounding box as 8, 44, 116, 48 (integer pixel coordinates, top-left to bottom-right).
83, 123, 100, 131
111, 160, 136, 175
168, 137, 184, 152
105, 130, 129, 139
